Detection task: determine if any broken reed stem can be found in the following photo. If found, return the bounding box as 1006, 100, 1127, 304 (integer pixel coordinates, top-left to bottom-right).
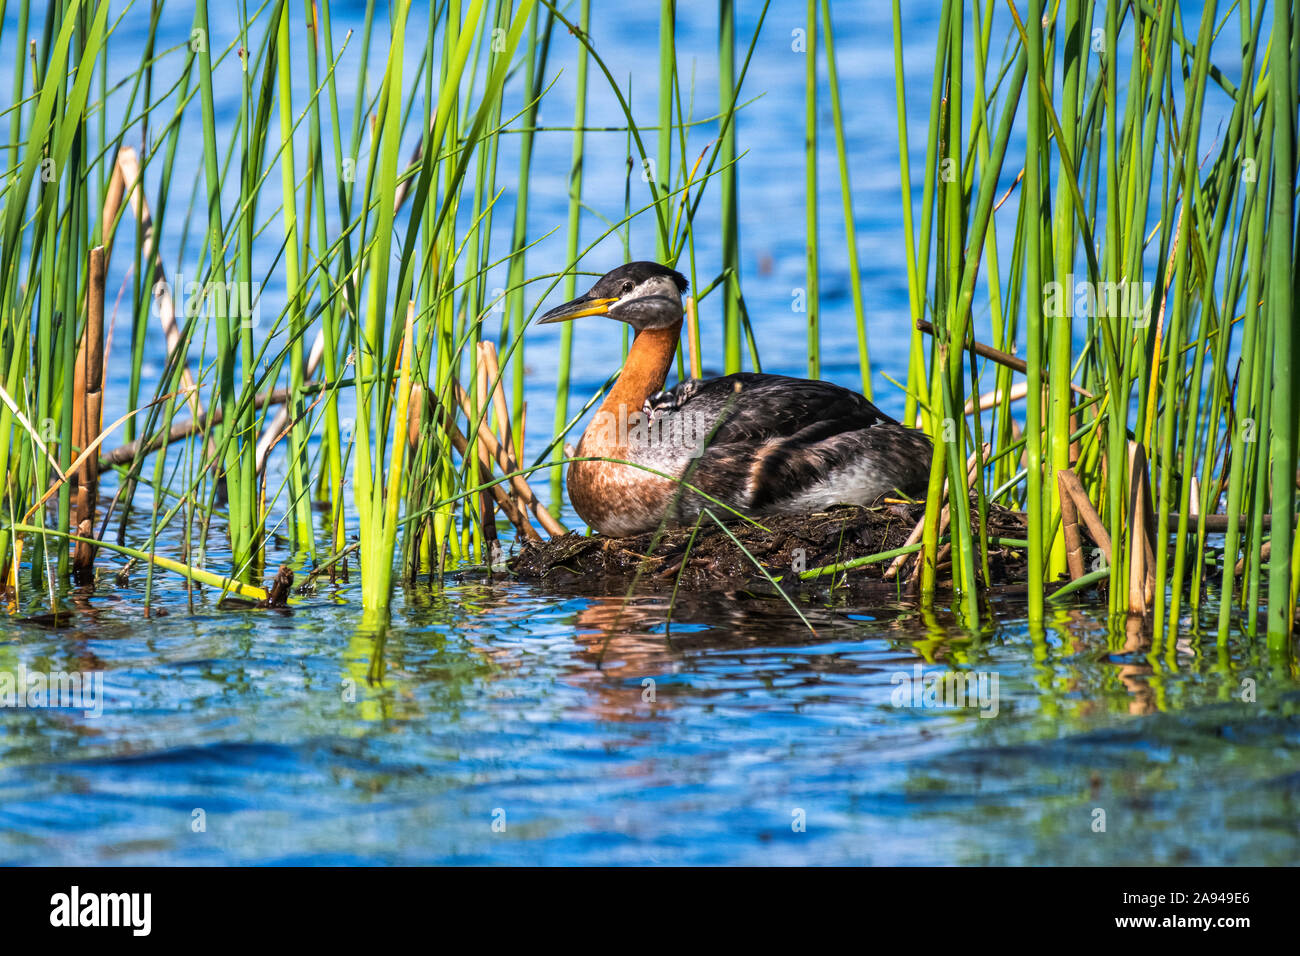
454, 372, 566, 538
1059, 470, 1085, 581
1058, 468, 1111, 560
428, 393, 540, 542
83, 161, 126, 472
99, 155, 127, 261
116, 147, 202, 420
685, 295, 702, 379
72, 245, 106, 577
1236, 542, 1270, 578
406, 384, 424, 450
476, 344, 499, 544
481, 342, 519, 469
1058, 467, 1113, 582
1128, 442, 1156, 616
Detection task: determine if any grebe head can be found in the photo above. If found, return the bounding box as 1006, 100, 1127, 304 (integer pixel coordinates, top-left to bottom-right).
537, 261, 687, 331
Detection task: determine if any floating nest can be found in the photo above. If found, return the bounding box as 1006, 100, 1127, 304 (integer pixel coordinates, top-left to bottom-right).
509, 498, 1031, 592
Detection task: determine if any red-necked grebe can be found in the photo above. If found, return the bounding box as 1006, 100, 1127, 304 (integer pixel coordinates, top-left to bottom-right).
538, 261, 932, 536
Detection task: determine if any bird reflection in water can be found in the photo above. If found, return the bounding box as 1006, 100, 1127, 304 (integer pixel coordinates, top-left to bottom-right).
559, 590, 926, 722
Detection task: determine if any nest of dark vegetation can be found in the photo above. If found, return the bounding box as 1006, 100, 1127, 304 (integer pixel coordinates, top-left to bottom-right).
509, 496, 1034, 593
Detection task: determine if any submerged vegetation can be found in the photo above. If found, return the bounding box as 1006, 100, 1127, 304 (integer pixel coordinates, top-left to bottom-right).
0, 0, 1296, 653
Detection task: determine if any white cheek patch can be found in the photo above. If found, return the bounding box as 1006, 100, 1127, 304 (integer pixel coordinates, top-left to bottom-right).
617, 276, 678, 310
616, 280, 648, 308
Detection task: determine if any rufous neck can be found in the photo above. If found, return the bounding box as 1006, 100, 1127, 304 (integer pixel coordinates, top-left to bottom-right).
599, 319, 683, 418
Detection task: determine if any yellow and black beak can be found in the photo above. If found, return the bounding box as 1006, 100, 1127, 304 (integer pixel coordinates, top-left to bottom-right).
536, 295, 618, 324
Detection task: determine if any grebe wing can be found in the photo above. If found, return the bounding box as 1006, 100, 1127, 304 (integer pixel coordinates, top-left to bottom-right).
645, 372, 894, 436
645, 373, 932, 511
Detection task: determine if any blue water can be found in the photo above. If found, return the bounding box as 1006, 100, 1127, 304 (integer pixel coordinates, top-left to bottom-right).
3, 578, 1298, 864
2, 2, 1297, 865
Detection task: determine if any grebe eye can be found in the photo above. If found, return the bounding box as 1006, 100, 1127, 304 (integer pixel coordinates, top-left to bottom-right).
621, 280, 634, 294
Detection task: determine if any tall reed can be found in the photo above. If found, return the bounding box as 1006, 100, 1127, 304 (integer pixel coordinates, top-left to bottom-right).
2, 0, 1294, 651
892, 0, 1297, 642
